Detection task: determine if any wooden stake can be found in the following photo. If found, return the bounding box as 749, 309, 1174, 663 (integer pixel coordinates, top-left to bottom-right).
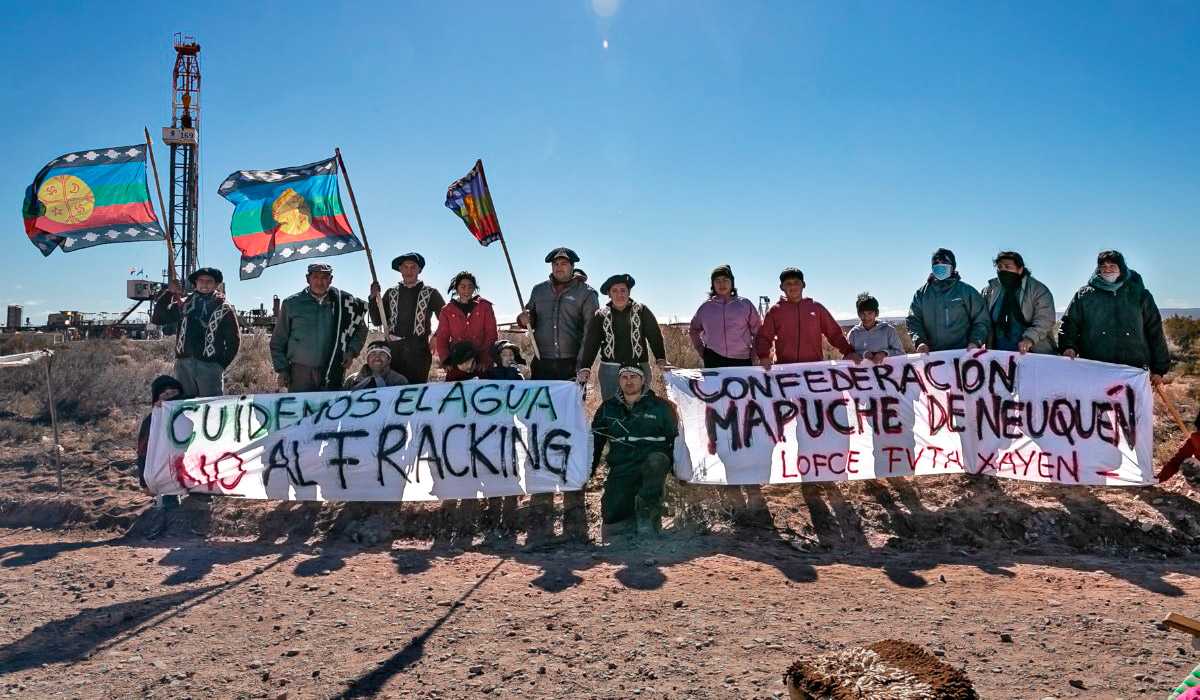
1163, 612, 1200, 638
476, 160, 539, 360
334, 148, 390, 333
43, 351, 62, 493
144, 127, 176, 284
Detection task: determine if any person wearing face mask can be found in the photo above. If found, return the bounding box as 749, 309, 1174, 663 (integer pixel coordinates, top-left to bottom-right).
978, 251, 1056, 354
905, 248, 990, 353
1057, 250, 1171, 386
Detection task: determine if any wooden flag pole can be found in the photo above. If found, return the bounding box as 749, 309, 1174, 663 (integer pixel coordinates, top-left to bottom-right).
475, 160, 539, 360
1154, 383, 1200, 482
43, 351, 62, 493
143, 127, 177, 285
334, 148, 390, 333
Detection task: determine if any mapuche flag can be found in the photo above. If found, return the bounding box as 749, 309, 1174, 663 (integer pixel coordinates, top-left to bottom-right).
22, 144, 165, 256
445, 159, 501, 246
218, 156, 363, 280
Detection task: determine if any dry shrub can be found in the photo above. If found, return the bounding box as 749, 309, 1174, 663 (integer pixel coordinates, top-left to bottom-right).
0, 337, 173, 422
224, 330, 279, 395
1164, 315, 1200, 357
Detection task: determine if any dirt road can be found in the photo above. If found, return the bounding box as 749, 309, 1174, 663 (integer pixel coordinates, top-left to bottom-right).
2, 527, 1198, 700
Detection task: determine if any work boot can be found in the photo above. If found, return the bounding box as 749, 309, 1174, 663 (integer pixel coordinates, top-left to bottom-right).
635, 497, 663, 539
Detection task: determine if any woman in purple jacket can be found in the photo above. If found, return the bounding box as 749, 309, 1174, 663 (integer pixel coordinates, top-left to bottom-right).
688, 265, 763, 368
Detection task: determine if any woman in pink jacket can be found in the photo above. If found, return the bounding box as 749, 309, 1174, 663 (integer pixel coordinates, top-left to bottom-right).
688, 265, 763, 368
434, 271, 498, 381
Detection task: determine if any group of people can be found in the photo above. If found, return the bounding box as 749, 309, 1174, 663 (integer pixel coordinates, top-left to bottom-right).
138, 244, 1174, 538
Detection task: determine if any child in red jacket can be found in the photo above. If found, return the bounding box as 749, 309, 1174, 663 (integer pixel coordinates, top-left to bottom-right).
756, 267, 862, 371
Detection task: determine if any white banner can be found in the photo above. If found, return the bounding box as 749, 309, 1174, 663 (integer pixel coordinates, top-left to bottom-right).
665, 350, 1154, 486
144, 380, 591, 501
0, 350, 51, 368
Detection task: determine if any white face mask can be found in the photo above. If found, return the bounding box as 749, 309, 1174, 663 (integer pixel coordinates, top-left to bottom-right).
1098, 272, 1120, 284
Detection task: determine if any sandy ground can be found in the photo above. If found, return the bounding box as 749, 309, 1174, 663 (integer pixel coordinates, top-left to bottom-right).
2, 525, 1199, 700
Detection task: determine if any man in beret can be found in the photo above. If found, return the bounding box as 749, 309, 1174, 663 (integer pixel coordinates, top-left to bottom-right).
591, 362, 679, 539
151, 266, 240, 397
517, 247, 600, 380
271, 262, 368, 392
756, 267, 862, 371
577, 273, 668, 400
369, 252, 445, 382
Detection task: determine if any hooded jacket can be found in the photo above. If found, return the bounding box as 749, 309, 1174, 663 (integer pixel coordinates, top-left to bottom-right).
688, 295, 762, 360
578, 300, 667, 370
524, 274, 600, 360
1057, 260, 1171, 375
755, 297, 854, 364
433, 296, 499, 372
905, 276, 990, 351
979, 273, 1057, 354
151, 289, 240, 367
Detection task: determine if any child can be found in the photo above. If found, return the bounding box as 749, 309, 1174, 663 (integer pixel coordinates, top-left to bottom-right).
846, 292, 906, 364
445, 340, 483, 380
483, 340, 526, 380
345, 341, 409, 389
136, 375, 184, 490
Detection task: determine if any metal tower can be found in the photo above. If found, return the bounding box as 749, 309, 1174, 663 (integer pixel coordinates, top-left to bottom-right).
162, 33, 201, 284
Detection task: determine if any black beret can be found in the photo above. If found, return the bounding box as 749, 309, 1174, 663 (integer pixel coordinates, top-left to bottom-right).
600, 273, 635, 295
392, 252, 425, 271
188, 267, 223, 285
544, 247, 580, 264
307, 262, 333, 274
779, 267, 804, 283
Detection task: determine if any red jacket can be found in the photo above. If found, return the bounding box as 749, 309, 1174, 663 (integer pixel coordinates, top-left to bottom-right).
755, 297, 853, 364
434, 296, 499, 371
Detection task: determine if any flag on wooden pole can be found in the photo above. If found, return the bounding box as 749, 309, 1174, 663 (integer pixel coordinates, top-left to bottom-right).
445, 159, 502, 246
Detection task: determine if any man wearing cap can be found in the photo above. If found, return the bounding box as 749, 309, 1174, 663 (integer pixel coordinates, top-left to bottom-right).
344, 340, 409, 390
577, 273, 668, 400
151, 267, 240, 397
517, 247, 600, 380
591, 362, 679, 539
369, 252, 445, 383
271, 263, 368, 392
905, 248, 990, 353
756, 268, 862, 372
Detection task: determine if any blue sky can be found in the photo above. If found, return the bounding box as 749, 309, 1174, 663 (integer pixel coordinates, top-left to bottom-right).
3, 1, 1198, 326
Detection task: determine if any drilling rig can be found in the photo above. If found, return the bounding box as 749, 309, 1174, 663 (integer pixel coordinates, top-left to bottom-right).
162, 33, 201, 285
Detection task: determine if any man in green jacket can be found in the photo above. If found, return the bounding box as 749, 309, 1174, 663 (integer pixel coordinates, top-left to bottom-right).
591, 363, 679, 538
270, 262, 368, 392
1058, 250, 1171, 386
906, 247, 990, 352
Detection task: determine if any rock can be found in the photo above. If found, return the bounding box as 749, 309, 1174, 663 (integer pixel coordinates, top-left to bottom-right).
151, 660, 167, 670
999, 633, 1013, 643
105, 580, 115, 589
574, 632, 583, 641
283, 649, 300, 657
1140, 522, 1155, 533
1068, 679, 1086, 689
249, 661, 263, 669
1047, 599, 1062, 607
643, 558, 656, 566
435, 600, 452, 607
469, 665, 484, 675
673, 600, 684, 609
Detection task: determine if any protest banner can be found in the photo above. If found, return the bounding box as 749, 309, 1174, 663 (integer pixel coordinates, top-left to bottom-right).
143, 380, 590, 501
665, 350, 1154, 486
